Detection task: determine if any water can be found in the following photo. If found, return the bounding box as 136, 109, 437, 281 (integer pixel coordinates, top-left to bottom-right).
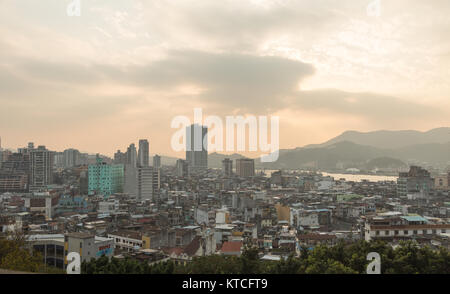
257, 169, 398, 182
321, 172, 398, 183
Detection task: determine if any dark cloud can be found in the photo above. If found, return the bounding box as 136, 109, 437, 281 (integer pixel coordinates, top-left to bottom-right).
288, 89, 442, 122
1, 49, 444, 125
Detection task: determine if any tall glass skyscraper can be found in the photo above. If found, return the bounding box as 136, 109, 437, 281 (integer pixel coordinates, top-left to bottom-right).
186, 124, 208, 170
138, 139, 149, 167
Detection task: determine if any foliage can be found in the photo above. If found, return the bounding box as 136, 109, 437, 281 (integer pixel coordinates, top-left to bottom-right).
80, 240, 450, 274
0, 231, 65, 274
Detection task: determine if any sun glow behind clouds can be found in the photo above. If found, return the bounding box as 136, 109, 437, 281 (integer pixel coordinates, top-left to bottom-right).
0, 0, 449, 156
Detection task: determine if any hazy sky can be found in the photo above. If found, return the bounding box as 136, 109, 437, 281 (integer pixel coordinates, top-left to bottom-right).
1, 0, 449, 157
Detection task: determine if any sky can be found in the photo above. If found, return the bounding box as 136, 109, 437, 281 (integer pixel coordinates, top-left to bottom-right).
0, 0, 449, 158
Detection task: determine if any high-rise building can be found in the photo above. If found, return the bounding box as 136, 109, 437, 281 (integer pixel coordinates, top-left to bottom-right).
30, 146, 54, 192
0, 137, 3, 167
0, 152, 30, 174
124, 164, 138, 198
138, 139, 150, 167
88, 157, 124, 196
138, 167, 160, 201
397, 166, 434, 198
114, 150, 127, 165
176, 159, 189, 178
0, 152, 30, 192
153, 154, 161, 169
124, 165, 160, 201
79, 170, 89, 195
126, 144, 138, 168
54, 152, 64, 168
186, 124, 208, 170
236, 158, 255, 178
78, 153, 89, 166
222, 158, 233, 177
0, 150, 12, 167
63, 148, 80, 168
0, 174, 28, 193
17, 142, 35, 155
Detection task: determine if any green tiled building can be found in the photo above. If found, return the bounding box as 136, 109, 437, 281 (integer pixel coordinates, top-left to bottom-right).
88, 158, 124, 196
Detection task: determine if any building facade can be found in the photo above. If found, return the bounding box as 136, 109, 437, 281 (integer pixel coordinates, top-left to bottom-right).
222, 158, 233, 177
236, 158, 255, 178
138, 139, 150, 167
30, 146, 54, 192
88, 158, 124, 196
186, 124, 208, 171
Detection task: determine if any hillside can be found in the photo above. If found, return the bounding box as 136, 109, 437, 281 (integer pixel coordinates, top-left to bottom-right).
305, 127, 450, 149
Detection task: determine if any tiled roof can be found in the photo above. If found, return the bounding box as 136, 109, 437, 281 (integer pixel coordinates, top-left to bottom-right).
298, 234, 336, 241
371, 224, 450, 230
221, 241, 243, 253
183, 236, 201, 256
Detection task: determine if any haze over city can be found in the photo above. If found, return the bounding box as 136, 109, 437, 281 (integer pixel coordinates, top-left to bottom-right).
1, 0, 450, 280
1, 0, 450, 157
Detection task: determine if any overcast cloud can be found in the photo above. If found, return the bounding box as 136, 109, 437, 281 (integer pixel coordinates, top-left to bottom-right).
0, 0, 449, 156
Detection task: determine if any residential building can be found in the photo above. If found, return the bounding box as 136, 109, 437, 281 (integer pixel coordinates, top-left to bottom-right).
88, 157, 124, 196
138, 139, 150, 167
186, 124, 208, 171
236, 158, 255, 178
30, 146, 54, 192
153, 154, 161, 169
222, 158, 233, 177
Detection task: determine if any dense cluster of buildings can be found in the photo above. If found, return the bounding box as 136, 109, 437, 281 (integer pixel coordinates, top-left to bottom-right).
0, 129, 449, 270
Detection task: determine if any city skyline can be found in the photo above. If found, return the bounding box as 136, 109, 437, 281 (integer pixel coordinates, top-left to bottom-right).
1, 0, 450, 279
1, 1, 450, 157
1, 125, 449, 160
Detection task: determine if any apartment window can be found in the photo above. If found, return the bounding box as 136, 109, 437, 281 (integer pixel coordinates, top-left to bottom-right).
403, 230, 408, 235
385, 231, 389, 235
376, 231, 380, 236
395, 230, 399, 235
432, 230, 436, 234
80, 242, 82, 248
442, 229, 446, 234
413, 230, 418, 235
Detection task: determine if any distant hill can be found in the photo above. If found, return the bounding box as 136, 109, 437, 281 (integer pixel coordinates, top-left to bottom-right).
157, 153, 247, 168
305, 127, 450, 149
159, 155, 179, 166
258, 141, 450, 170
157, 127, 450, 170
259, 141, 385, 170
208, 152, 247, 168
365, 157, 407, 170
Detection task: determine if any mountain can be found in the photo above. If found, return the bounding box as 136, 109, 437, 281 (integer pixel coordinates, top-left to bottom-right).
305, 127, 450, 149
390, 142, 450, 165
259, 141, 385, 170
258, 141, 450, 170
159, 127, 450, 170
208, 152, 247, 168
159, 155, 179, 166
365, 157, 407, 170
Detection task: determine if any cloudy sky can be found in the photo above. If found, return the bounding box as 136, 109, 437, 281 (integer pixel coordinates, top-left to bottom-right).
1, 0, 449, 157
